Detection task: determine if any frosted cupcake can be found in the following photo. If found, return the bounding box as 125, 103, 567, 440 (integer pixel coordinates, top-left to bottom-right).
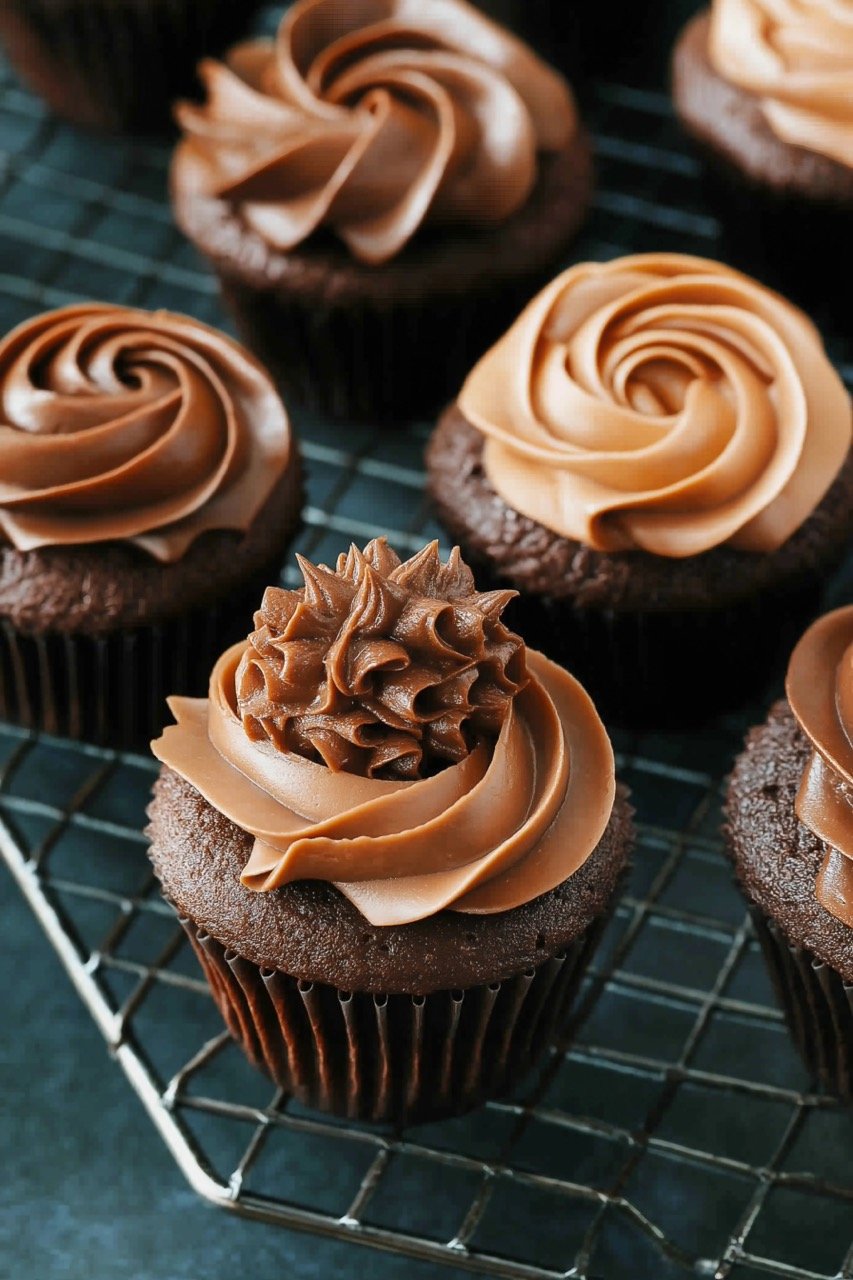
148, 539, 633, 1124
170, 0, 593, 420
672, 1, 853, 309
426, 253, 853, 724
726, 606, 853, 1099
0, 303, 300, 747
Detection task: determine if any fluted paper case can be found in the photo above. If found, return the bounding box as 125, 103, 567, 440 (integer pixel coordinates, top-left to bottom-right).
751, 907, 853, 1101
180, 915, 606, 1126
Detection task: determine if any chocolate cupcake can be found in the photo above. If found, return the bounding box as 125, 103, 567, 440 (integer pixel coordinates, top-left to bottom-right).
170, 0, 593, 422
426, 252, 853, 726
726, 606, 853, 1100
0, 303, 300, 748
148, 539, 633, 1125
0, 0, 264, 133
672, 3, 853, 312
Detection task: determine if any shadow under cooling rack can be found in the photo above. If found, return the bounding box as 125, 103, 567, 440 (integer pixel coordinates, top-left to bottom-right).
0, 14, 852, 1280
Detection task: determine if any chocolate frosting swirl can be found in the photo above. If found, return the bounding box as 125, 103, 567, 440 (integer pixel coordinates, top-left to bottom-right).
152, 543, 616, 927
458, 253, 852, 558
172, 0, 577, 265
709, 0, 853, 169
0, 304, 292, 562
787, 605, 853, 927
236, 538, 525, 780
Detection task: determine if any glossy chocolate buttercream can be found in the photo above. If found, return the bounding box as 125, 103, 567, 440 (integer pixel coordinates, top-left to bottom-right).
236, 539, 525, 779
152, 541, 616, 927
172, 0, 577, 265
458, 253, 851, 558
0, 304, 292, 562
709, 0, 853, 169
787, 605, 853, 928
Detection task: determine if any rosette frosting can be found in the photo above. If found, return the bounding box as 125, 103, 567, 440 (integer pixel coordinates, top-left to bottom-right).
152, 541, 616, 927
709, 0, 853, 168
458, 253, 852, 558
787, 605, 853, 928
236, 539, 526, 780
172, 0, 577, 265
0, 304, 292, 562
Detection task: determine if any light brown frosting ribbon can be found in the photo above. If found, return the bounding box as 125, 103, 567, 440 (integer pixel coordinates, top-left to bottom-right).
787, 605, 853, 927
152, 644, 616, 927
0, 304, 292, 562
172, 0, 577, 265
709, 0, 853, 169
458, 253, 852, 558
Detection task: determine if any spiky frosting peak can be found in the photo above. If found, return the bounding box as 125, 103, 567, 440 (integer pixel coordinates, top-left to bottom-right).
235, 538, 527, 779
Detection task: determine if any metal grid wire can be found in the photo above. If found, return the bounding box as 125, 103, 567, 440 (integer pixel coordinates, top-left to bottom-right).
1, 17, 852, 1280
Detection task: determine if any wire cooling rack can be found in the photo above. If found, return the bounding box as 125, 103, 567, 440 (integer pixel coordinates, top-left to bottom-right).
1, 7, 853, 1277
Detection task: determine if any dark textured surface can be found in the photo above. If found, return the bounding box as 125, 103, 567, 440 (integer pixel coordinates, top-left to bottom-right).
0, 451, 302, 634
147, 765, 634, 994
0, 0, 265, 132
672, 12, 853, 205
427, 407, 853, 614
725, 700, 853, 985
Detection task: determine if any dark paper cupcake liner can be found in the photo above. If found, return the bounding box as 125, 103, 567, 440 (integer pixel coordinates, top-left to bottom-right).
749, 907, 853, 1101
0, 561, 280, 751
493, 570, 825, 729
179, 914, 605, 1125
220, 271, 554, 423
0, 0, 263, 132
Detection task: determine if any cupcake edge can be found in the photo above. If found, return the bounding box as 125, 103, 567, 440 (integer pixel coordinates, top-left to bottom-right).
672, 11, 853, 207
725, 699, 853, 1098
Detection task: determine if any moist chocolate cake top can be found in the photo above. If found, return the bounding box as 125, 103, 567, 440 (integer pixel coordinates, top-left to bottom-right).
0, 455, 302, 635
426, 403, 853, 613
148, 765, 634, 993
